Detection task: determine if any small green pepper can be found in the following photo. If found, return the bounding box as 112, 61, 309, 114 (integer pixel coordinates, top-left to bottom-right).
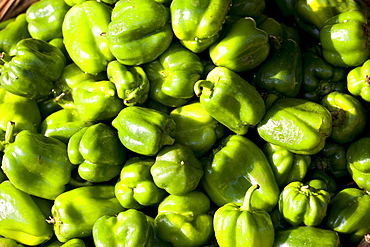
0, 13, 30, 54
347, 59, 370, 102
0, 236, 24, 247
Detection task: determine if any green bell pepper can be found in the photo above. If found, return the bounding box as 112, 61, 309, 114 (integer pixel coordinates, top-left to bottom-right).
228, 0, 265, 18
214, 184, 275, 247
49, 185, 124, 243
347, 59, 370, 102
325, 187, 370, 243
256, 16, 301, 44
64, 0, 119, 6
0, 13, 30, 54
278, 180, 331, 226
209, 17, 270, 72
320, 91, 367, 144
201, 134, 280, 212
170, 0, 231, 53
62, 1, 114, 75
107, 61, 150, 106
72, 79, 124, 122
2, 123, 73, 200
0, 236, 24, 247
114, 156, 167, 209
154, 191, 214, 247
112, 106, 176, 156
0, 180, 54, 246
150, 143, 204, 195
26, 0, 70, 42
301, 51, 346, 102
307, 170, 337, 196
257, 97, 332, 155
92, 209, 154, 247
67, 123, 126, 182
143, 42, 204, 107
0, 38, 66, 100
194, 66, 265, 135
253, 38, 302, 97
263, 142, 310, 187
273, 226, 340, 247
170, 101, 225, 157
346, 137, 370, 192
106, 0, 173, 66
319, 10, 370, 67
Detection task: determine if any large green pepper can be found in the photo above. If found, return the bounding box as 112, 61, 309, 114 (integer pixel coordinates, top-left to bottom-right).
150, 143, 204, 195
0, 38, 66, 100
107, 61, 150, 106
67, 123, 126, 183
114, 157, 167, 209
278, 180, 331, 226
214, 184, 275, 247
263, 142, 310, 187
0, 13, 30, 54
144, 42, 204, 107
273, 226, 340, 247
321, 91, 367, 144
62, 1, 114, 75
201, 135, 280, 212
347, 59, 370, 102
106, 0, 173, 66
253, 39, 302, 97
112, 106, 176, 156
319, 10, 370, 67
49, 185, 124, 243
194, 66, 265, 135
170, 101, 225, 157
92, 209, 154, 247
2, 124, 73, 200
209, 17, 270, 72
0, 180, 53, 246
257, 97, 332, 155
170, 0, 231, 53
325, 187, 370, 243
26, 0, 70, 42
346, 137, 370, 192
154, 191, 214, 247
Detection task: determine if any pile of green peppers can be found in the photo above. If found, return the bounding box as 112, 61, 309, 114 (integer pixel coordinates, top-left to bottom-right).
1, 0, 370, 246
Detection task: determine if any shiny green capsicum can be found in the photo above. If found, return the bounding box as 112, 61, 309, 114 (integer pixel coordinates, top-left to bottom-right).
0, 13, 30, 54
214, 184, 275, 247
107, 0, 173, 66
194, 66, 265, 135
0, 236, 24, 247
347, 59, 370, 102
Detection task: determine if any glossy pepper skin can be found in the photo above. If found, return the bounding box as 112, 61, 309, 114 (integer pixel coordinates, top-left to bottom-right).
347, 59, 370, 102
0, 180, 53, 246
107, 0, 173, 66
67, 123, 126, 183
50, 185, 124, 243
253, 39, 302, 97
201, 135, 280, 212
170, 101, 225, 157
154, 191, 214, 247
321, 91, 367, 144
151, 143, 204, 195
0, 13, 30, 54
263, 142, 310, 187
273, 226, 340, 247
194, 66, 265, 135
346, 137, 370, 192
92, 209, 154, 247
107, 61, 150, 106
214, 184, 275, 247
25, 0, 70, 42
278, 181, 331, 226
112, 106, 176, 156
0, 38, 66, 100
62, 1, 114, 75
301, 51, 346, 102
114, 157, 167, 209
209, 17, 270, 72
170, 0, 231, 53
325, 188, 370, 243
320, 10, 370, 68
257, 97, 332, 155
144, 42, 204, 107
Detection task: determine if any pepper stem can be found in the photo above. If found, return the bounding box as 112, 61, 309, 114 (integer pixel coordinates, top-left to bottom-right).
193, 80, 214, 97
240, 184, 260, 211
4, 121, 15, 144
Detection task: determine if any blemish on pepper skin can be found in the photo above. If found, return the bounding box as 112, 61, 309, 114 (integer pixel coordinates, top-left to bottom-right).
38, 156, 42, 164
366, 75, 370, 84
